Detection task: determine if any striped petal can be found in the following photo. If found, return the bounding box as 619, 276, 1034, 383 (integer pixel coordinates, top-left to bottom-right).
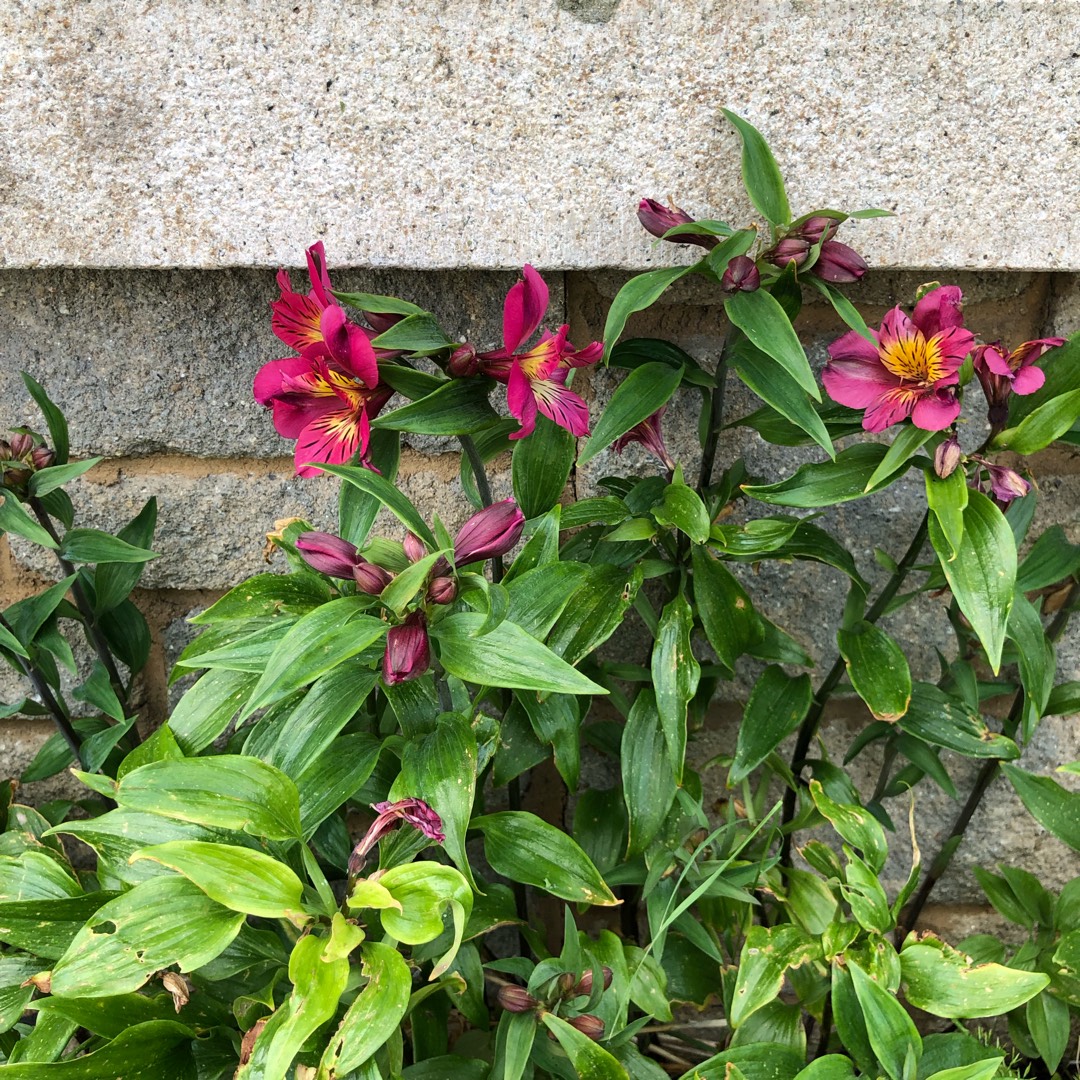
503, 265, 549, 355
294, 405, 372, 477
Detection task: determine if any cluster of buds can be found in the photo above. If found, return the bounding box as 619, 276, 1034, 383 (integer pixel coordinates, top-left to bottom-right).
496, 965, 613, 1042
0, 432, 54, 494
763, 216, 867, 284
295, 500, 526, 686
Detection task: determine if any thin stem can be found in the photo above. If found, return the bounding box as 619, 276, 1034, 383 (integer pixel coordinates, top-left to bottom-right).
697, 351, 730, 493
780, 511, 930, 864
871, 742, 900, 805
0, 611, 85, 768
897, 581, 1080, 939
458, 435, 504, 582
28, 498, 136, 737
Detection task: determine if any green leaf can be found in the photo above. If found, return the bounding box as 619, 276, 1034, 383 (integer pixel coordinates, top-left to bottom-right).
21, 373, 69, 465
1008, 593, 1055, 723
0, 894, 116, 960
608, 337, 712, 385
929, 489, 1016, 674
0, 620, 29, 659
321, 462, 437, 548
743, 444, 899, 507
865, 426, 934, 492
399, 712, 479, 889
703, 228, 759, 280
725, 289, 819, 400
373, 377, 499, 435
322, 941, 413, 1074
0, 850, 80, 901
377, 863, 472, 975
806, 278, 875, 344
116, 756, 302, 841
692, 545, 765, 669
166, 668, 257, 754
722, 109, 790, 225
0, 492, 59, 548
1027, 990, 1069, 1073
370, 311, 455, 354
117, 724, 184, 781
28, 457, 101, 497
433, 612, 606, 695
622, 689, 676, 855
809, 780, 887, 874
897, 683, 1019, 760
729, 341, 835, 458
190, 572, 331, 624
381, 550, 446, 615
0, 956, 41, 1034
50, 876, 244, 997
848, 960, 921, 1080
730, 667, 812, 783
1003, 764, 1080, 850
131, 841, 307, 921
545, 562, 642, 667
58, 528, 157, 564
541, 1012, 629, 1079
93, 498, 158, 613
652, 481, 710, 544
651, 594, 699, 783
602, 266, 697, 359
899, 940, 1049, 1019
837, 621, 911, 721
925, 467, 968, 561
1017, 525, 1080, 590
332, 290, 425, 316
579, 362, 684, 465
339, 427, 401, 546
512, 413, 577, 517
240, 598, 386, 717
682, 1042, 806, 1080
472, 811, 618, 906
993, 387, 1080, 454
295, 732, 381, 836
731, 924, 818, 1027
520, 692, 581, 790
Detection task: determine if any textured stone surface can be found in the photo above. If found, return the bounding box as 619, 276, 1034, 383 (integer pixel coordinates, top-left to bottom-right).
3, 3, 1079, 271
0, 268, 556, 459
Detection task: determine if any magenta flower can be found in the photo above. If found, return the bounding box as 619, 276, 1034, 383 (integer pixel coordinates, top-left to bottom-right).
348, 797, 445, 876
637, 198, 719, 250
720, 255, 760, 294
973, 337, 1065, 427
613, 407, 676, 471
478, 266, 602, 439
453, 499, 526, 565
382, 611, 431, 685
822, 286, 975, 433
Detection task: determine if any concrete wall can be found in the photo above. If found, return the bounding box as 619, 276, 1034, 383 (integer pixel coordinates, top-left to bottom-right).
3, 0, 1080, 924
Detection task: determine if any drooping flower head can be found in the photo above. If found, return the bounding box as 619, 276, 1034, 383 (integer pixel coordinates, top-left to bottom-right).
348, 797, 445, 876
972, 337, 1065, 426
822, 286, 975, 433
255, 244, 393, 476
478, 266, 603, 439
613, 407, 676, 472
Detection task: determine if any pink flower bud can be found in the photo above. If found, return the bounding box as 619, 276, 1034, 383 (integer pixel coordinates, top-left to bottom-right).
8, 434, 33, 460
427, 576, 457, 605
934, 436, 962, 479
403, 532, 428, 563
362, 309, 405, 335
448, 343, 480, 378
296, 531, 359, 578
382, 611, 431, 684
573, 967, 614, 996
765, 237, 810, 269
637, 198, 718, 250
812, 241, 868, 284
353, 559, 393, 595
497, 985, 538, 1013
452, 499, 526, 566
720, 255, 760, 293
30, 447, 55, 470
566, 1015, 606, 1041
795, 216, 840, 245
0, 441, 12, 461
985, 464, 1030, 506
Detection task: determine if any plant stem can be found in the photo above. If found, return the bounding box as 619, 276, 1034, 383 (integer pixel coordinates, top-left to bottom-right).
897, 580, 1080, 939
0, 611, 85, 768
458, 435, 504, 582
779, 511, 930, 864
697, 352, 730, 493
28, 497, 136, 737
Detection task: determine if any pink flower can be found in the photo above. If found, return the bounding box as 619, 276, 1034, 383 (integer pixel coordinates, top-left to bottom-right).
382, 611, 431, 685
348, 797, 445, 876
453, 499, 526, 565
822, 286, 975, 433
613, 407, 676, 471
478, 266, 602, 439
973, 338, 1065, 426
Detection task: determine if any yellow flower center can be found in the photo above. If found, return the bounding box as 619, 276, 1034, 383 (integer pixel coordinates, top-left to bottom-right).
878, 332, 947, 385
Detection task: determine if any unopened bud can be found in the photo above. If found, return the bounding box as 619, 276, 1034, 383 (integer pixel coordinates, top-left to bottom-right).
426, 576, 457, 605
403, 532, 428, 563
795, 216, 840, 245
353, 559, 393, 595
566, 1014, 606, 1041
573, 966, 614, 996
720, 255, 760, 294
382, 611, 431, 684
637, 198, 718, 249
453, 499, 526, 565
934, 436, 962, 479
363, 309, 404, 335
30, 447, 55, 471
162, 971, 191, 1011
986, 464, 1030, 506
765, 237, 810, 270
497, 985, 538, 1013
296, 531, 359, 578
448, 343, 480, 378
0, 441, 11, 461
8, 434, 32, 459
812, 241, 868, 283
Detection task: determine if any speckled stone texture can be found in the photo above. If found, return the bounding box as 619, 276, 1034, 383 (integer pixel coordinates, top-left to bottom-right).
3, 1, 1079, 271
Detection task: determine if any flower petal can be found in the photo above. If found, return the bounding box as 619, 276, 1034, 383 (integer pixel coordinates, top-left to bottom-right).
976, 343, 1015, 378
321, 305, 380, 388
271, 287, 326, 355
1010, 365, 1046, 395
912, 285, 964, 338
294, 406, 371, 477
306, 242, 335, 307
822, 356, 899, 410
931, 325, 975, 370
826, 328, 881, 365
503, 265, 549, 355
862, 387, 916, 432
506, 362, 539, 440
531, 379, 591, 437
911, 388, 961, 431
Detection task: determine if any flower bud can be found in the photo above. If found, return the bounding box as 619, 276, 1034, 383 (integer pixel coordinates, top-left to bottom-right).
8, 434, 33, 460
566, 1014, 606, 1041
453, 499, 526, 566
362, 309, 404, 335
765, 237, 810, 269
0, 441, 11, 461
557, 972, 577, 996
986, 464, 1030, 506
448, 343, 480, 378
573, 966, 614, 996
30, 446, 55, 471
934, 436, 962, 479
497, 985, 538, 1013
403, 532, 428, 563
720, 255, 760, 294
427, 576, 457, 605
382, 612, 430, 684
795, 216, 840, 245
637, 198, 718, 249
812, 241, 868, 284
353, 559, 393, 595
296, 532, 359, 577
